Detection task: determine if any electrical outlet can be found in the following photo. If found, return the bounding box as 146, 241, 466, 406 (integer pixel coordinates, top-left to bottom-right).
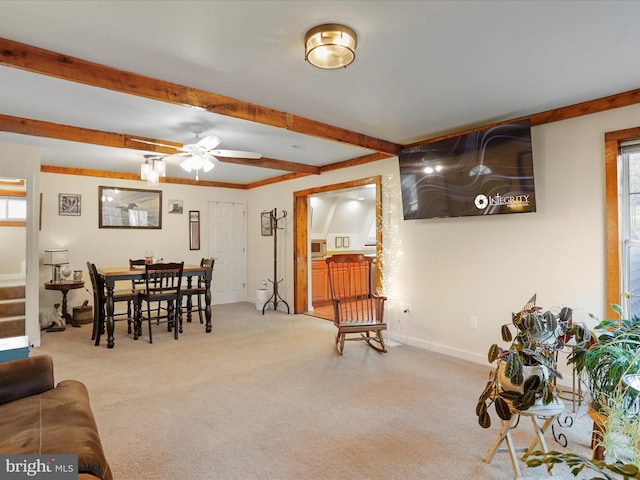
469, 316, 478, 329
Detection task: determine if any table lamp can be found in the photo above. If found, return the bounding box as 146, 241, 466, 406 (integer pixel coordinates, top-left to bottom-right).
44, 248, 69, 283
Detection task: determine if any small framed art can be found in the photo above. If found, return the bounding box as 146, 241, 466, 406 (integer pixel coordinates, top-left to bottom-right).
261, 211, 273, 236
59, 193, 81, 216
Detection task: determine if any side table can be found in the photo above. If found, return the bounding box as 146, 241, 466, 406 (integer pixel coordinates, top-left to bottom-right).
44, 280, 85, 327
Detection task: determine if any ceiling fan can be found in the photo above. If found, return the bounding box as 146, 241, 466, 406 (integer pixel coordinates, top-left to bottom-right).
133, 125, 262, 180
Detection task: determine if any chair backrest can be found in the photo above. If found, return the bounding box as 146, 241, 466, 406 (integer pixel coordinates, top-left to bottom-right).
198, 257, 215, 287
129, 258, 147, 289
86, 261, 104, 308
325, 254, 383, 326
144, 262, 184, 300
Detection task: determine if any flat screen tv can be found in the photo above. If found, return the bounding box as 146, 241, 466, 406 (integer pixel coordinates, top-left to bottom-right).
399, 119, 536, 220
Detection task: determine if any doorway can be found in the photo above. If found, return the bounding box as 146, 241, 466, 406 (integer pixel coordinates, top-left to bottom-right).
207, 201, 247, 304
293, 176, 382, 314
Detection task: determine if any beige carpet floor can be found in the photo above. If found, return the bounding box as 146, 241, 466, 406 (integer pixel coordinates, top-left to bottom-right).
34, 302, 595, 480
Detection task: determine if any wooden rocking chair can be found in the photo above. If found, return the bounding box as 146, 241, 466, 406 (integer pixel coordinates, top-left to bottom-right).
326, 254, 387, 355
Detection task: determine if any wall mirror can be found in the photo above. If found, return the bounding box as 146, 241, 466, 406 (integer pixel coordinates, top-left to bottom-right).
189, 210, 200, 250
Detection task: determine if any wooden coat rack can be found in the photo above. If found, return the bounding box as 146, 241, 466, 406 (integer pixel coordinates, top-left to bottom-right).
262, 208, 290, 314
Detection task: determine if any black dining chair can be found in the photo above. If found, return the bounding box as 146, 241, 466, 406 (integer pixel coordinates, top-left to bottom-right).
136, 262, 184, 343
181, 257, 214, 324
87, 262, 138, 346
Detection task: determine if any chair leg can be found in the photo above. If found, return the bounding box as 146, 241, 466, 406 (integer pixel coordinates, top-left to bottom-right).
336, 331, 345, 355
147, 302, 153, 344
197, 294, 204, 324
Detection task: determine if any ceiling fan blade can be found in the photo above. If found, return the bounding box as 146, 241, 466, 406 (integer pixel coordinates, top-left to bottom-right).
165, 153, 189, 162
210, 149, 261, 159
131, 138, 182, 150
196, 134, 222, 150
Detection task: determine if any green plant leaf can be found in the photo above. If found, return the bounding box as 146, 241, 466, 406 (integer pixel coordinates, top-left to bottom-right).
499, 390, 522, 401
504, 354, 516, 378
494, 396, 512, 421
476, 400, 487, 417
524, 374, 541, 392
559, 306, 572, 324
544, 310, 557, 332
522, 390, 536, 409
478, 409, 491, 428
478, 381, 493, 403
612, 303, 623, 316
488, 343, 500, 363
501, 324, 512, 342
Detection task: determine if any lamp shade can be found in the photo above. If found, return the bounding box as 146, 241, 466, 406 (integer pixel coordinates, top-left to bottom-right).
305, 23, 357, 69
44, 249, 69, 265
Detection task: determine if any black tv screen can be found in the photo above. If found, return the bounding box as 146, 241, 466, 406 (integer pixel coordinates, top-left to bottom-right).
399, 119, 536, 220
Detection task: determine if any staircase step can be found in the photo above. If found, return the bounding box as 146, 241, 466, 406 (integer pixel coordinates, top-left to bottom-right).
0, 317, 25, 339
0, 285, 25, 301
0, 300, 25, 318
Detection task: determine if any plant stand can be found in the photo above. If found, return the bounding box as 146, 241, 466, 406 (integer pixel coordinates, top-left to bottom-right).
262, 208, 289, 315
484, 399, 565, 479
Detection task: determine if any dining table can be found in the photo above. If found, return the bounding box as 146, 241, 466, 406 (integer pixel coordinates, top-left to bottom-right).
97, 264, 213, 348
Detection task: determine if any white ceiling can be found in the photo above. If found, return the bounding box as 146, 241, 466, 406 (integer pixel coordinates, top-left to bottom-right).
1, 1, 640, 185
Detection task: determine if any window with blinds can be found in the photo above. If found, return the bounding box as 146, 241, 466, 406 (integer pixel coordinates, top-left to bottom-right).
620, 141, 640, 317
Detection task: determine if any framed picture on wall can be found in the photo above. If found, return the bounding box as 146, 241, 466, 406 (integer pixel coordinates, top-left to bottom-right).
59, 193, 81, 216
261, 211, 273, 236
168, 199, 183, 214
98, 186, 162, 229
189, 210, 200, 250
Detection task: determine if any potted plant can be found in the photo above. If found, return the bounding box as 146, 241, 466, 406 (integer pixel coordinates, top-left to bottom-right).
568, 301, 640, 415
525, 360, 640, 479
476, 294, 589, 429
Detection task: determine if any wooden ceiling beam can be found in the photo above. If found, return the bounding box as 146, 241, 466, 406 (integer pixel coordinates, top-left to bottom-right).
217, 156, 320, 175
0, 113, 181, 154
40, 165, 248, 189
0, 37, 401, 156
0, 114, 321, 174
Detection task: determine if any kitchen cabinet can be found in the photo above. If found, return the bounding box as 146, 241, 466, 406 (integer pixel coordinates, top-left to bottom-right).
312, 259, 371, 307
311, 260, 330, 304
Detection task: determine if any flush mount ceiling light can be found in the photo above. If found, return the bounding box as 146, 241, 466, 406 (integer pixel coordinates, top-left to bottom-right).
304, 23, 357, 69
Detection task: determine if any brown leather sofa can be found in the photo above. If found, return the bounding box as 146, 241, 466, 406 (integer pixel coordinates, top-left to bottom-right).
0, 355, 112, 480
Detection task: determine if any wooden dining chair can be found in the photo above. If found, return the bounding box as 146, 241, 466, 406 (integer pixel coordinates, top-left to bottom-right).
326, 254, 387, 355
181, 257, 214, 324
136, 262, 184, 343
128, 258, 147, 318
87, 262, 137, 346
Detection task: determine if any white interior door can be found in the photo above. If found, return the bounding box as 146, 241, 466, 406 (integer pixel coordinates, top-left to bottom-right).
208, 202, 246, 304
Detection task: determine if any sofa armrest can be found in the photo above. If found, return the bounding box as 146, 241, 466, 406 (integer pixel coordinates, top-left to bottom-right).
0, 355, 54, 405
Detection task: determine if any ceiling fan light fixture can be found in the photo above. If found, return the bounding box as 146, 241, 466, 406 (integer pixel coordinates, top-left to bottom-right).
180, 158, 195, 172
140, 158, 166, 185
305, 23, 357, 69
147, 169, 160, 186
202, 158, 215, 173
140, 160, 151, 180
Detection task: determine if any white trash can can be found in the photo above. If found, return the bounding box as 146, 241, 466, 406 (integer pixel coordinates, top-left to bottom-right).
256, 289, 269, 310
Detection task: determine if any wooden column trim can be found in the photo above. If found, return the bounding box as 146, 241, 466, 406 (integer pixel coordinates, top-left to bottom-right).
605, 137, 620, 317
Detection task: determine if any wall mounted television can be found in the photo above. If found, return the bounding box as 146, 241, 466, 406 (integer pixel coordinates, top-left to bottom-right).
399, 119, 536, 220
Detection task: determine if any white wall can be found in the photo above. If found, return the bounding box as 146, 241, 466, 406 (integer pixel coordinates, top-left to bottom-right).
247, 102, 640, 383
0, 142, 41, 346
18, 101, 640, 378
38, 173, 247, 324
